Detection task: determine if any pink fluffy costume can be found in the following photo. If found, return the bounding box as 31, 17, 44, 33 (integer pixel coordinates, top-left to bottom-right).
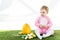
35, 16, 54, 39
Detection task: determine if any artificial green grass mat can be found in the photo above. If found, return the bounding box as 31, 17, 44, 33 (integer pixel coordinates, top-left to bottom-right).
0, 30, 60, 40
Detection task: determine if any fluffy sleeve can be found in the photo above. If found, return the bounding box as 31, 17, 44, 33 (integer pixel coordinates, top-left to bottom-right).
35, 17, 40, 27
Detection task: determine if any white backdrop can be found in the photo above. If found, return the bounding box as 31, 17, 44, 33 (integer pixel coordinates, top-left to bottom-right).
0, 0, 60, 30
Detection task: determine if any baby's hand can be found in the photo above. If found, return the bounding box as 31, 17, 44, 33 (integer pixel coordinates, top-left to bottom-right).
39, 24, 48, 28
39, 25, 43, 28
42, 25, 48, 28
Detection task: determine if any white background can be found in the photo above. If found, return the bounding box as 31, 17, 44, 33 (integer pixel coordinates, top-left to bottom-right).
0, 0, 60, 30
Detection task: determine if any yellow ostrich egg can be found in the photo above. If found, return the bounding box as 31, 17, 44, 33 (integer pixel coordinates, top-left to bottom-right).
22, 23, 31, 34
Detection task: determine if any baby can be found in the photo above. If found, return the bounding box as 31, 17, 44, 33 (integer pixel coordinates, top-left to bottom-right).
35, 6, 54, 40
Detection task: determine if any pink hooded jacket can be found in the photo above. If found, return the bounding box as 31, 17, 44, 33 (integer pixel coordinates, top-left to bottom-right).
35, 16, 52, 34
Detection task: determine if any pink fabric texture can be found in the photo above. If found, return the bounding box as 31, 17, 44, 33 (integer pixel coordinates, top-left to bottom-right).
35, 16, 52, 34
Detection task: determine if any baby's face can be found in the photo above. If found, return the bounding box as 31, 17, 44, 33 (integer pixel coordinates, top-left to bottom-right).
40, 9, 48, 17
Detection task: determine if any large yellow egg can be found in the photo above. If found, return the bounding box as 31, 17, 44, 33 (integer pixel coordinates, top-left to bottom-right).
22, 23, 31, 34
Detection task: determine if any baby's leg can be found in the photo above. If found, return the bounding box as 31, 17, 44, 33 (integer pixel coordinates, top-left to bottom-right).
35, 29, 43, 40
43, 29, 54, 38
